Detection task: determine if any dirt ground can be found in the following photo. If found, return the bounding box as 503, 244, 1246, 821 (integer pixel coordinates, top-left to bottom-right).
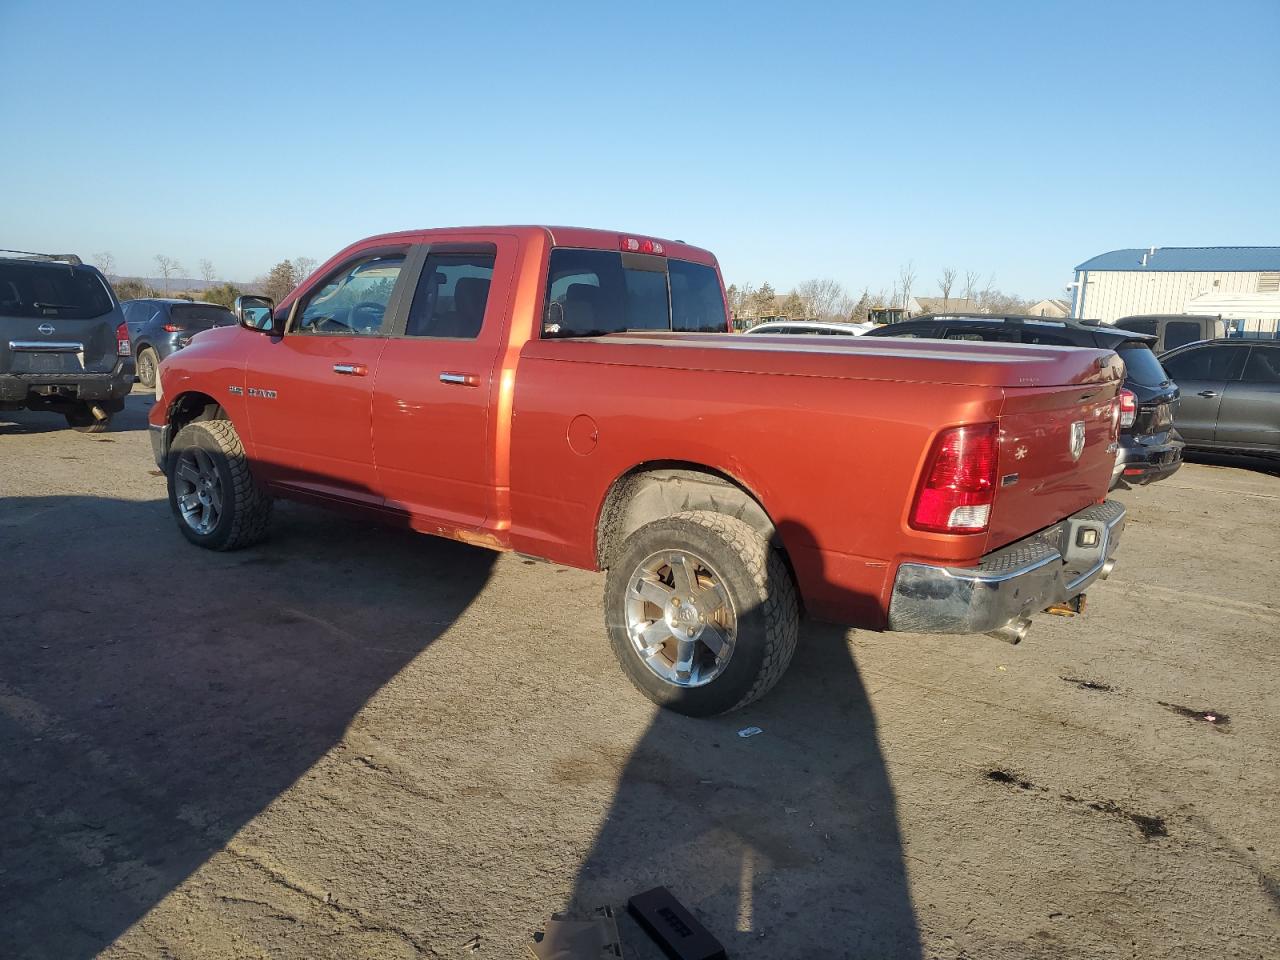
2, 392, 1278, 960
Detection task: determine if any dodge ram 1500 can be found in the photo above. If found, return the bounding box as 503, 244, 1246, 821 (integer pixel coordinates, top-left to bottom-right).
150, 225, 1127, 715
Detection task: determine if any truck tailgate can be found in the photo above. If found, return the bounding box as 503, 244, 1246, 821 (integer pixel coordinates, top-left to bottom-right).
988, 376, 1120, 552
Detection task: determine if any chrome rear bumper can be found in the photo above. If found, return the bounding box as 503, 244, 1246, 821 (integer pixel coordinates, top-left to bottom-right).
886, 500, 1126, 636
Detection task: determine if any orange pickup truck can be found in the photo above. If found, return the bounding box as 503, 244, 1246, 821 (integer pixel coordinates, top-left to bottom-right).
150, 225, 1127, 715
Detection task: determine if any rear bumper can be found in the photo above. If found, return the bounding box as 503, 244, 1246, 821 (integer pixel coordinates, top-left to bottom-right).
0, 364, 134, 404
886, 500, 1126, 635
1111, 432, 1183, 488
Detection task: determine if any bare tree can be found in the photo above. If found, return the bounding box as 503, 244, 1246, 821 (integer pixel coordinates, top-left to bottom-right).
897, 261, 917, 312
795, 278, 845, 320
93, 251, 116, 278
199, 259, 217, 284
154, 254, 183, 296
962, 270, 981, 302
292, 257, 317, 285
937, 267, 957, 309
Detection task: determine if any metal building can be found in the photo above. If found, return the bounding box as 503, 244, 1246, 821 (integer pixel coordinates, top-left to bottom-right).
1070, 246, 1280, 323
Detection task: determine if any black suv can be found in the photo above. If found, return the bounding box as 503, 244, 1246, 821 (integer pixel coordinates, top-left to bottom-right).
863, 313, 1183, 489
0, 251, 134, 432
122, 298, 236, 388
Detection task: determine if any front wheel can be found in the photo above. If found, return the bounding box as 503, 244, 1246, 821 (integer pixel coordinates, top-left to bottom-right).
604, 510, 799, 716
167, 420, 272, 550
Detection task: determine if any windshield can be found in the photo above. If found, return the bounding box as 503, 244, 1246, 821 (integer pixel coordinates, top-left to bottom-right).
0, 261, 114, 319
1117, 342, 1170, 387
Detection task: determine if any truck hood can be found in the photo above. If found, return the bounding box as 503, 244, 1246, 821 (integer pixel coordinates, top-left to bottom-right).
533, 332, 1123, 389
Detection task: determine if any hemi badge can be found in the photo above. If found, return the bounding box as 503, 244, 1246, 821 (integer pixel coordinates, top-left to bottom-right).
228, 385, 244, 395
1001, 473, 1020, 487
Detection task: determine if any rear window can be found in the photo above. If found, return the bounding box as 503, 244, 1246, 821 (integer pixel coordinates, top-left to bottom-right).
542, 249, 726, 338
0, 261, 113, 319
1116, 342, 1170, 387
1164, 320, 1202, 350
1116, 318, 1157, 336
171, 303, 235, 327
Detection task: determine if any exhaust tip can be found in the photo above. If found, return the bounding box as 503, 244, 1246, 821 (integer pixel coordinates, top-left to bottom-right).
1099, 558, 1116, 581
987, 617, 1032, 645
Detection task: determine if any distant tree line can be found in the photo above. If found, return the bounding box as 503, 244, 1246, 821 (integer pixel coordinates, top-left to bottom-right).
727, 265, 1034, 326
92, 252, 319, 309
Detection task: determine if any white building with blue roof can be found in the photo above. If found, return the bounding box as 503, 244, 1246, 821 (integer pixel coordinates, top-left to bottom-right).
1071, 246, 1280, 323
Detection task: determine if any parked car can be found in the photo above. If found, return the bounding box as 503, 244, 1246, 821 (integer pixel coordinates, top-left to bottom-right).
1159, 339, 1280, 459
149, 226, 1127, 716
745, 319, 874, 336
1115, 313, 1280, 353
863, 314, 1183, 489
122, 298, 236, 388
0, 249, 133, 432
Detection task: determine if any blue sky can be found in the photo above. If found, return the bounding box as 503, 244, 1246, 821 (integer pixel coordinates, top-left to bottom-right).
2, 0, 1277, 299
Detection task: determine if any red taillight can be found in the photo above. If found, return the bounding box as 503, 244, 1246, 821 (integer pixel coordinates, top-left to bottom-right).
116, 322, 131, 356
162, 322, 186, 333
620, 236, 665, 255
910, 423, 999, 534
1118, 388, 1137, 429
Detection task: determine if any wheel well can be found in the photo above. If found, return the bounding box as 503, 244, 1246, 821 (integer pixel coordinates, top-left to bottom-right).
596, 463, 779, 570
168, 392, 227, 435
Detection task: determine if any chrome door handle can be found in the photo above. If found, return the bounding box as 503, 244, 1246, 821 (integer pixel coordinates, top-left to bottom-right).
333, 363, 367, 376
439, 371, 479, 387
1197, 390, 1219, 398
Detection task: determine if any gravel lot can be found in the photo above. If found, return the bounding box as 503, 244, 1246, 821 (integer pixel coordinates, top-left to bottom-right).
2, 392, 1278, 959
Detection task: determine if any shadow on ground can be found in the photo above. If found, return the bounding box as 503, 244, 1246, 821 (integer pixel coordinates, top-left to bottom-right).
0, 493, 495, 959
568, 522, 921, 958
1184, 449, 1280, 478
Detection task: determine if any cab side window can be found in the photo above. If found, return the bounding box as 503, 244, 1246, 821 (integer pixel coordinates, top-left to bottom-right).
294, 253, 405, 336
1162, 344, 1248, 381
404, 251, 496, 338
1164, 320, 1202, 351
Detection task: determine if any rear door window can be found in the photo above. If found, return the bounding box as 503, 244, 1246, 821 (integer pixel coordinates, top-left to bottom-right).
542, 249, 725, 337
1242, 346, 1280, 383
0, 262, 113, 319
1164, 320, 1203, 350
405, 250, 496, 339
1162, 344, 1248, 381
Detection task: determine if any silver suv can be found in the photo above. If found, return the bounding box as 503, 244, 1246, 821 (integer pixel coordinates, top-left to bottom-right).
0, 250, 134, 432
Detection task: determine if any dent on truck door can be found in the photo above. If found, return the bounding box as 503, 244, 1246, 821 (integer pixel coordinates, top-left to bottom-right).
372, 240, 514, 531
243, 251, 408, 504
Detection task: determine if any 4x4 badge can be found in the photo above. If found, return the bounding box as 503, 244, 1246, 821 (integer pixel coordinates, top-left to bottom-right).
1069, 421, 1086, 461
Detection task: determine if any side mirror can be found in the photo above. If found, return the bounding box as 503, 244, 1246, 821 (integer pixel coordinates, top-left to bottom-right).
234, 295, 277, 333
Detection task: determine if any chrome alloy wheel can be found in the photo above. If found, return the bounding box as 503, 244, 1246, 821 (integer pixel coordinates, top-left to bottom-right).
174, 448, 223, 535
624, 549, 737, 688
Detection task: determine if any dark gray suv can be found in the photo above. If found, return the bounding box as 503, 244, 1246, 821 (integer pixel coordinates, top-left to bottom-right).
0, 251, 134, 432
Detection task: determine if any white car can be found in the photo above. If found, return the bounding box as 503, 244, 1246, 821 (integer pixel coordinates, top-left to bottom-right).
744, 320, 874, 336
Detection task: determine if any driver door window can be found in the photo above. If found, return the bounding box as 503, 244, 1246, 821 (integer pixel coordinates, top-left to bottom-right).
294, 253, 406, 336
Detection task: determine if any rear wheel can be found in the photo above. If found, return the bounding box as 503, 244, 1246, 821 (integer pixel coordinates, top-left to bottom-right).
136, 347, 159, 388
167, 420, 272, 550
65, 403, 110, 433
604, 510, 799, 716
